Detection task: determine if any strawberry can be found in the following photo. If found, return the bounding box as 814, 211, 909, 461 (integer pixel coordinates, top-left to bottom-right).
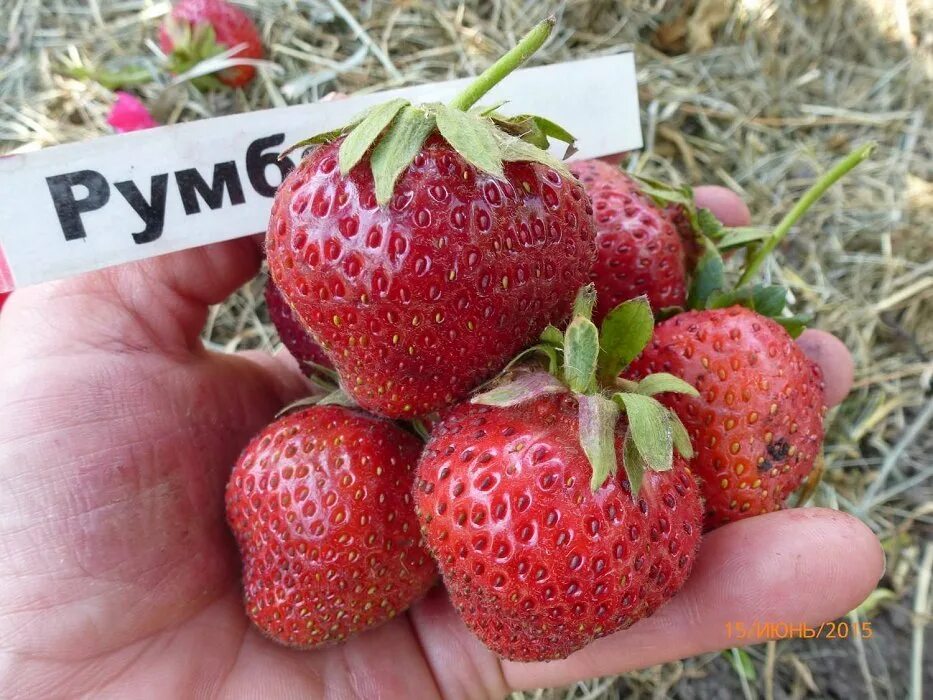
619, 145, 875, 528
415, 286, 703, 661
625, 307, 825, 528
267, 18, 594, 419
225, 405, 436, 648
0, 292, 8, 313
570, 159, 693, 319
264, 279, 332, 373
160, 0, 263, 88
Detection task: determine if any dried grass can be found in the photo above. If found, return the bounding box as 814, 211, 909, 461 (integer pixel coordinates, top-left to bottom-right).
2, 0, 931, 697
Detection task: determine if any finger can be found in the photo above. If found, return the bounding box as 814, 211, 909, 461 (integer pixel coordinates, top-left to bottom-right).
796, 329, 854, 407
1, 237, 262, 355
502, 508, 883, 690
694, 185, 751, 227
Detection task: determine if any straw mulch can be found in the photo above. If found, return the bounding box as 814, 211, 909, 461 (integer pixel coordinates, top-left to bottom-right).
1, 1, 930, 697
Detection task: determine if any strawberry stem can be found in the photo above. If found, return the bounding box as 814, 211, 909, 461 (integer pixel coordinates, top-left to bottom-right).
737, 143, 875, 287
448, 16, 555, 112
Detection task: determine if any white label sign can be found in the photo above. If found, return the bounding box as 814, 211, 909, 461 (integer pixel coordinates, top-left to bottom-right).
0, 52, 640, 292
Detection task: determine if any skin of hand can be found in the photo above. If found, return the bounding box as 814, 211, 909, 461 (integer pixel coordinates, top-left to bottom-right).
0, 188, 882, 699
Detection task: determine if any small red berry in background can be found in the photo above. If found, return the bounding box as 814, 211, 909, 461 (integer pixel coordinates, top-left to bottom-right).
160, 0, 263, 88
106, 92, 159, 133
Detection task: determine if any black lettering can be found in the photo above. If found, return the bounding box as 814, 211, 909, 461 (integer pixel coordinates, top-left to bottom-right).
246, 134, 295, 197
46, 170, 110, 241
174, 161, 245, 215
114, 174, 169, 244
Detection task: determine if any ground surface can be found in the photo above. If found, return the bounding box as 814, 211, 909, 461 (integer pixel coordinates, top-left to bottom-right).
1, 1, 930, 698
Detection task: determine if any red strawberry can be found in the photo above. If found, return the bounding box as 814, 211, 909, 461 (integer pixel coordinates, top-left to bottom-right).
0, 292, 8, 313
264, 279, 332, 372
160, 0, 263, 88
414, 286, 703, 660
225, 405, 436, 648
569, 159, 694, 320
625, 306, 826, 528
415, 394, 702, 661
267, 19, 595, 418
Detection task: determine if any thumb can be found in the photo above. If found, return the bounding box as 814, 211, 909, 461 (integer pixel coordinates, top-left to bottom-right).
1, 238, 263, 357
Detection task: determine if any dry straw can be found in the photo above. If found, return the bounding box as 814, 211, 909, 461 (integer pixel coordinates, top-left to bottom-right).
1, 0, 930, 697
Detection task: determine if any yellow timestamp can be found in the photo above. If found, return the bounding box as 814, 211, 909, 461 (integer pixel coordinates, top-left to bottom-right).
725, 620, 874, 641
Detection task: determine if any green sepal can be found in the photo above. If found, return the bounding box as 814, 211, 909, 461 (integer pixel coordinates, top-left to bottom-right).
494, 131, 572, 179
696, 207, 726, 242
631, 174, 695, 209
634, 373, 700, 398
317, 388, 357, 407
775, 314, 811, 338
371, 106, 435, 204
540, 325, 563, 347
686, 241, 726, 310
717, 226, 772, 250
563, 317, 599, 394
338, 98, 410, 175
577, 393, 620, 490
621, 429, 646, 497
669, 409, 694, 459
707, 284, 787, 316
433, 103, 504, 178
410, 418, 432, 441
488, 112, 576, 152
614, 392, 674, 473
472, 371, 566, 408
597, 296, 653, 383
572, 283, 597, 321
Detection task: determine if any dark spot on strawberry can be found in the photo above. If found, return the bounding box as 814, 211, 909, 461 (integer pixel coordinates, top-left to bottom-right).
767, 438, 790, 462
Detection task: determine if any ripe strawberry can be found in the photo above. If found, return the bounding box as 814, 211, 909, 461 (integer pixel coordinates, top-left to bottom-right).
160, 0, 263, 88
264, 279, 332, 372
625, 306, 826, 528
267, 19, 595, 418
225, 405, 436, 648
415, 395, 702, 661
570, 159, 693, 319
415, 286, 703, 660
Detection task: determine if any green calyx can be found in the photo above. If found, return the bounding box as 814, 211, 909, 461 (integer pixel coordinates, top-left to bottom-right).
285, 17, 576, 204
163, 17, 229, 90
472, 285, 698, 497
633, 144, 874, 336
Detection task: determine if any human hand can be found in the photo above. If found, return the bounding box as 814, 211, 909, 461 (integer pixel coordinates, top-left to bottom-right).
0, 188, 879, 698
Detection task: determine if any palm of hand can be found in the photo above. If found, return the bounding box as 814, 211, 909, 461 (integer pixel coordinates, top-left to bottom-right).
0, 229, 881, 698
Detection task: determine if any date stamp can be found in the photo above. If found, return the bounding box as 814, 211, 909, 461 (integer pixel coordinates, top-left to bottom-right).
725, 620, 874, 641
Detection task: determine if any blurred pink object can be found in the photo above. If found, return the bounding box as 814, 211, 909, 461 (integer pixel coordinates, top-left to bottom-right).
107, 92, 159, 133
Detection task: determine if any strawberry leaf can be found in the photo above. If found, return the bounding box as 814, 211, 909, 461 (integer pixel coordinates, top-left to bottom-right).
371, 106, 435, 205
597, 296, 653, 383
614, 392, 673, 472
635, 373, 700, 397
472, 100, 508, 116
338, 97, 409, 175
572, 283, 597, 321
669, 409, 694, 459
434, 104, 504, 178
578, 393, 621, 490
622, 429, 646, 497
472, 371, 566, 408
687, 241, 726, 309
631, 175, 694, 209
563, 317, 599, 394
